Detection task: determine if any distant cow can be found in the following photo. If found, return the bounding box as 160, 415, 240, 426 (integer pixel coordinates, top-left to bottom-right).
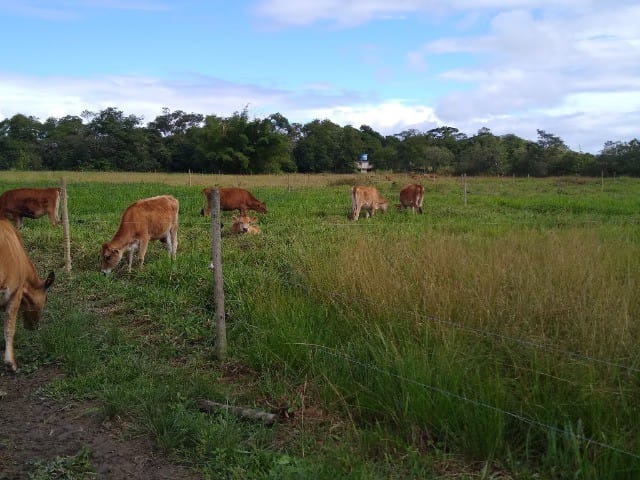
101, 195, 179, 274
230, 215, 261, 235
200, 188, 267, 217
350, 185, 388, 220
397, 184, 425, 214
1, 219, 55, 372
0, 187, 62, 228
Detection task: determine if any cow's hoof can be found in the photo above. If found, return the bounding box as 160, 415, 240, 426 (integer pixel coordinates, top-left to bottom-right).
4, 362, 18, 373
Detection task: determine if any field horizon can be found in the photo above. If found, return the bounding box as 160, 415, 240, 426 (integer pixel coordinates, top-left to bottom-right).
1, 171, 639, 479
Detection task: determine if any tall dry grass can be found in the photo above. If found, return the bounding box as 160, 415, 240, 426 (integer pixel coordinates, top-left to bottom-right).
298, 227, 640, 370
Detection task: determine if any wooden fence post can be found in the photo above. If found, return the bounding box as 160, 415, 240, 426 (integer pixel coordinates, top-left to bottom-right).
463, 174, 468, 206
209, 189, 227, 360
60, 178, 71, 273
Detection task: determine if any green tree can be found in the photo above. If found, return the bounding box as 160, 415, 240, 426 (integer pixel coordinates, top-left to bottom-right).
0, 114, 44, 169
457, 128, 506, 175
40, 115, 90, 170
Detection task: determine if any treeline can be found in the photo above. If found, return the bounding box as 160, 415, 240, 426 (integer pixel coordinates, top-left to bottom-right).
1, 107, 638, 176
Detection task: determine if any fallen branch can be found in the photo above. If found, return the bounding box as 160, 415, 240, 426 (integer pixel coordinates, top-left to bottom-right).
197, 399, 278, 425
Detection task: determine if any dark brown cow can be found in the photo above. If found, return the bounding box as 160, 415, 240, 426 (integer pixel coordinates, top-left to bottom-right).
1, 219, 55, 372
0, 187, 62, 228
350, 185, 388, 220
398, 183, 425, 214
101, 195, 179, 274
200, 188, 267, 217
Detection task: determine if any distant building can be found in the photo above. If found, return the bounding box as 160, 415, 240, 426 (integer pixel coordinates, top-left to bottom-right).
357, 153, 372, 173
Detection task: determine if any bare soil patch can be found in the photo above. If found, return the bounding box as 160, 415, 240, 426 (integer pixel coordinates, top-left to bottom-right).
0, 366, 201, 480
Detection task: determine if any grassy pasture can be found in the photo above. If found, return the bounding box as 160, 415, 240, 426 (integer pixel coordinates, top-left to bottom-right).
3, 172, 640, 479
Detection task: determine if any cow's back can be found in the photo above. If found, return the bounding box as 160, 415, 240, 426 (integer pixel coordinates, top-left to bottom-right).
202, 187, 266, 215
0, 219, 32, 298
121, 195, 179, 236
0, 188, 61, 224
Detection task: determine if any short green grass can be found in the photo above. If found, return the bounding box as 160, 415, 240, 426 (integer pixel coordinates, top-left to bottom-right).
4, 173, 640, 479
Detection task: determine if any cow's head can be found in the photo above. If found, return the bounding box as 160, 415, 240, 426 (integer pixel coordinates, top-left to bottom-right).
255, 202, 267, 214
231, 215, 260, 234
101, 243, 123, 275
21, 271, 55, 330
378, 200, 389, 213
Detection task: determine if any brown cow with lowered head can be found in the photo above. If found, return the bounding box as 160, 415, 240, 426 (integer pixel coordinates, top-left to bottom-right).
1, 218, 55, 372
101, 195, 179, 275
350, 185, 388, 220
397, 183, 425, 214
200, 187, 267, 217
0, 187, 62, 228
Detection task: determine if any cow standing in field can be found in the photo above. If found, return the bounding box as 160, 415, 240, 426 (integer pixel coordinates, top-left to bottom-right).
350, 185, 388, 220
0, 218, 55, 372
200, 187, 267, 217
397, 183, 425, 214
101, 195, 179, 275
0, 187, 62, 228
230, 215, 261, 235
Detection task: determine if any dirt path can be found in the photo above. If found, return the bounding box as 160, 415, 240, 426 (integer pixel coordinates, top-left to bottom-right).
0, 367, 202, 480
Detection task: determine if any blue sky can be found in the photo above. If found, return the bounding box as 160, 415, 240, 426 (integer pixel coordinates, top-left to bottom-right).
1, 1, 639, 154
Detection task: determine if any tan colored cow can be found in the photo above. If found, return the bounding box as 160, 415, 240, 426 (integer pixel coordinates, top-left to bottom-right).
398, 183, 425, 214
200, 187, 267, 217
230, 215, 261, 234
1, 219, 55, 372
350, 185, 388, 220
101, 195, 179, 274
0, 187, 62, 228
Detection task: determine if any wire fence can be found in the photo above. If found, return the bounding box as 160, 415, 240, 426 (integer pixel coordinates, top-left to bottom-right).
292, 342, 640, 462
6, 176, 640, 464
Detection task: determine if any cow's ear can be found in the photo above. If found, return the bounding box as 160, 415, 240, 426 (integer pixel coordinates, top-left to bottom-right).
231, 215, 238, 221
44, 271, 55, 289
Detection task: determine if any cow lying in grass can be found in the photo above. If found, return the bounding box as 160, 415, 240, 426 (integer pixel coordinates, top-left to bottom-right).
0, 218, 55, 372
230, 215, 261, 235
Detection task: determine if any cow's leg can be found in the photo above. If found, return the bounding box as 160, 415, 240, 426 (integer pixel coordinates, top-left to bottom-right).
126, 249, 135, 272
351, 204, 361, 221
3, 296, 21, 372
14, 215, 23, 229
138, 237, 150, 268
48, 211, 60, 226
170, 224, 178, 258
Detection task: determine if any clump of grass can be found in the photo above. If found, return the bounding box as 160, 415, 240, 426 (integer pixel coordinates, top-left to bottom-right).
28, 447, 95, 480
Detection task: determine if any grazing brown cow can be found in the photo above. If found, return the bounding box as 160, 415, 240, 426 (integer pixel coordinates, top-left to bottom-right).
398, 183, 425, 214
101, 195, 179, 274
0, 219, 55, 372
230, 215, 261, 235
200, 187, 267, 217
0, 187, 62, 228
350, 185, 388, 220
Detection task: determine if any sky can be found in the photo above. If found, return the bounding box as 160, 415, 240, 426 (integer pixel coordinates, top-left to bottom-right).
1, 1, 639, 154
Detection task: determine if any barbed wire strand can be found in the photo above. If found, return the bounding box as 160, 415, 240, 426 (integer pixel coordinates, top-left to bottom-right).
292, 342, 640, 462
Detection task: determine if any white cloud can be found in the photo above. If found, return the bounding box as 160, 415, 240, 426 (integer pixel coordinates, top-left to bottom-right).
0, 74, 439, 136
253, 0, 599, 27
292, 100, 441, 132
